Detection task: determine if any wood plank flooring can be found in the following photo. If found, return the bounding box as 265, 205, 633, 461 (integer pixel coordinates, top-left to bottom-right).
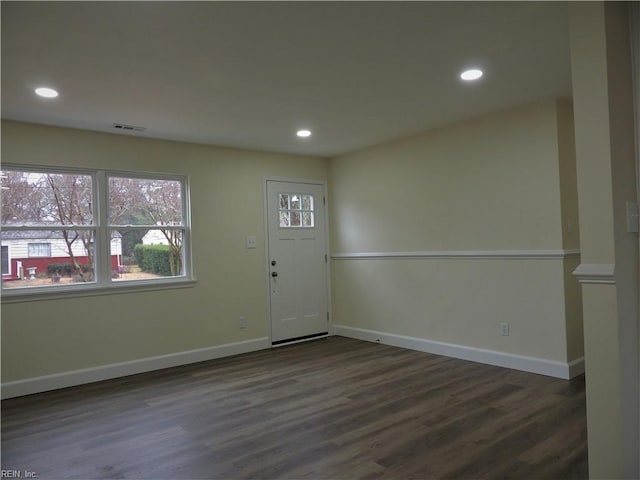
1, 337, 588, 479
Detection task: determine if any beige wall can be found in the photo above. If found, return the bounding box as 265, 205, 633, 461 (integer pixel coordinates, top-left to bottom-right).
556, 99, 585, 362
557, 98, 580, 252
332, 259, 571, 361
331, 99, 564, 253
1, 120, 328, 381
329, 99, 582, 364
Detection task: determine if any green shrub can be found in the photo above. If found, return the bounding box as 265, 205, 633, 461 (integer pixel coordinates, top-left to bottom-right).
47, 263, 73, 275
133, 245, 145, 267
133, 244, 177, 276
47, 263, 90, 276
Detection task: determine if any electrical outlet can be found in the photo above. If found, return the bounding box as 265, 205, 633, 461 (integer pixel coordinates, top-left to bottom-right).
239, 316, 247, 329
500, 322, 509, 336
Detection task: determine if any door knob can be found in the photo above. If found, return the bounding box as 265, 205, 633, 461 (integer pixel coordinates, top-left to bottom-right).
271, 272, 278, 277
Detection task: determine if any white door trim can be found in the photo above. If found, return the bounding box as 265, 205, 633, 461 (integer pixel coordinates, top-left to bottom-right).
263, 176, 332, 345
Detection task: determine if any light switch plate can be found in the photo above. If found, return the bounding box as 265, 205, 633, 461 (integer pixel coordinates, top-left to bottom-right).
245, 235, 257, 249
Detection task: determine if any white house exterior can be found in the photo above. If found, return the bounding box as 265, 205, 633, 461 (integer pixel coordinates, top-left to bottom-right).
141, 230, 170, 245
1, 231, 122, 280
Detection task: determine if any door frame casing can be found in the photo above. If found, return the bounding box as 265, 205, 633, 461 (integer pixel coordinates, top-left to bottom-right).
263, 176, 333, 345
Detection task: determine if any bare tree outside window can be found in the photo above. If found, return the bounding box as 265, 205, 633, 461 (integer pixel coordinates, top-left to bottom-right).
109, 177, 184, 276
1, 171, 95, 282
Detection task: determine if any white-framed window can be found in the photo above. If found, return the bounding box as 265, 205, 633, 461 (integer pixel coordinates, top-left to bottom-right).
1, 165, 192, 294
108, 175, 187, 282
27, 242, 52, 258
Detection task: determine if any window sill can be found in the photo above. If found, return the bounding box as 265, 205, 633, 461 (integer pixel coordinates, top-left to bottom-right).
1, 278, 197, 304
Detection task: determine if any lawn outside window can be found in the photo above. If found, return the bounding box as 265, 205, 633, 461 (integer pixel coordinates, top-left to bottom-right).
1, 165, 193, 300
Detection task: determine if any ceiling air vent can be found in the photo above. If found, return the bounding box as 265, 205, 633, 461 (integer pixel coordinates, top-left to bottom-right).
112, 123, 146, 132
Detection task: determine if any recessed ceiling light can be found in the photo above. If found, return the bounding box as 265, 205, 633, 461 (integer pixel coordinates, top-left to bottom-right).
460, 69, 483, 81
296, 129, 312, 138
35, 87, 59, 98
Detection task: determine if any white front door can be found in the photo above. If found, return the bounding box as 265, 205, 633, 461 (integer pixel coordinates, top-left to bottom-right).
266, 180, 329, 344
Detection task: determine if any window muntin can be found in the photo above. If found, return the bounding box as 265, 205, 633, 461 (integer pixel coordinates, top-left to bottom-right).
278, 193, 315, 228
27, 242, 52, 257
1, 167, 190, 293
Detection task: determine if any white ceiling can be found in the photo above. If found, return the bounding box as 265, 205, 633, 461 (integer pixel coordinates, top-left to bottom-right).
1, 1, 572, 157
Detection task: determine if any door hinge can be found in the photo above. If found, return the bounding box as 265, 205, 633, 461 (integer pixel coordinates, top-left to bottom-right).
325, 254, 327, 263
323, 196, 326, 205
327, 312, 330, 322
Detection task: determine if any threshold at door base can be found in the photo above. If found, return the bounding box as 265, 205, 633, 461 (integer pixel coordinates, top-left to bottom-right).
272, 332, 329, 347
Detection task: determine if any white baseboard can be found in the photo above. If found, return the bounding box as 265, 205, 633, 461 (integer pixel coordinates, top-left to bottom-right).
2, 331, 586, 399
568, 356, 586, 377
1, 337, 270, 399
334, 325, 584, 380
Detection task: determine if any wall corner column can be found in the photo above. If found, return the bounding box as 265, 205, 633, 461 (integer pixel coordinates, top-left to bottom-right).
569, 2, 639, 478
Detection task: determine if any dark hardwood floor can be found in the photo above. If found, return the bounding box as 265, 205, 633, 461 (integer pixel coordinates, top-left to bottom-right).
1, 336, 588, 479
